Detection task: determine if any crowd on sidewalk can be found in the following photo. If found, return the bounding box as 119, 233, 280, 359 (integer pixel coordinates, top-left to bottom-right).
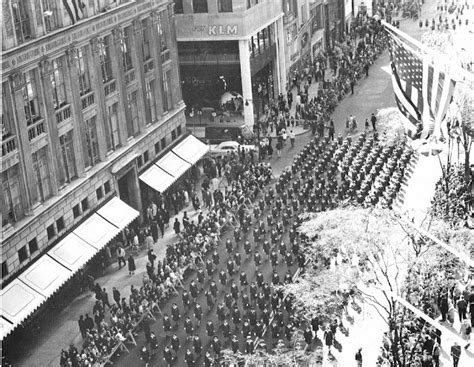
262, 17, 388, 149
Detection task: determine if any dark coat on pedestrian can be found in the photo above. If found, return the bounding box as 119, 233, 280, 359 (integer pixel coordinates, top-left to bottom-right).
128, 256, 136, 272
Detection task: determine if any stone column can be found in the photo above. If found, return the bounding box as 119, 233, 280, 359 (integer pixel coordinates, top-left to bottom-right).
38, 58, 60, 194
89, 38, 108, 161
131, 18, 147, 131
110, 27, 129, 145
166, 4, 183, 106
275, 17, 287, 93
8, 74, 36, 208
65, 47, 86, 176
150, 11, 165, 117
238, 39, 254, 127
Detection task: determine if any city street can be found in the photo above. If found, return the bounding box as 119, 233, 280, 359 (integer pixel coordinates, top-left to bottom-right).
3, 0, 473, 366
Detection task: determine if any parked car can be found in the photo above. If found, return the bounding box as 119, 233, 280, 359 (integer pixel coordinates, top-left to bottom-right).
208, 141, 257, 157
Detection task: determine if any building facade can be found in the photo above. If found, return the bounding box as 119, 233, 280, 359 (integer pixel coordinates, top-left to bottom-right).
1, 0, 185, 286
173, 0, 285, 127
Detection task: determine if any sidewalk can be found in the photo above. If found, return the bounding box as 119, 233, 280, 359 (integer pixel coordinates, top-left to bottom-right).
11, 199, 205, 367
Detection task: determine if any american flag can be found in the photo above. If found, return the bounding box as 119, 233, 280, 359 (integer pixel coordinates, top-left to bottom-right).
386, 28, 456, 139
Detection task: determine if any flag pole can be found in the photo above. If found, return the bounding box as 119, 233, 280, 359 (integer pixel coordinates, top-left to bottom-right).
382, 21, 474, 88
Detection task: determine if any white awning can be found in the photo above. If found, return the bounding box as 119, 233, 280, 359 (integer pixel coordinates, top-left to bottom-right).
18, 256, 72, 299
73, 213, 120, 250
0, 280, 45, 333
172, 134, 209, 165
156, 151, 191, 178
1, 317, 14, 340
97, 196, 139, 229
47, 233, 98, 273
139, 163, 176, 193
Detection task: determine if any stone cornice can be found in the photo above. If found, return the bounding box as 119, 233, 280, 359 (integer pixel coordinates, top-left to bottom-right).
1, 0, 169, 78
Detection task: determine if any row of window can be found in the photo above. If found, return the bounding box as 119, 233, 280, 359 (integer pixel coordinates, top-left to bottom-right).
1, 179, 114, 278
175, 0, 233, 14
7, 0, 130, 47
249, 24, 275, 59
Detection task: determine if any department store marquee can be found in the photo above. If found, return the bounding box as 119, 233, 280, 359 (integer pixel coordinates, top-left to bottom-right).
2, 0, 167, 75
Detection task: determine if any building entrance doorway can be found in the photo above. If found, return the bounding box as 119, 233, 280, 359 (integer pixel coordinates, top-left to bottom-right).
117, 167, 141, 213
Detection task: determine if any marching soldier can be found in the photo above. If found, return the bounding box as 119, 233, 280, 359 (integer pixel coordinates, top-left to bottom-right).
206, 259, 214, 277
225, 239, 233, 253
225, 293, 233, 311
256, 270, 264, 288
232, 305, 241, 332
171, 333, 180, 354
204, 351, 213, 367
240, 271, 248, 288
262, 307, 270, 325
162, 313, 171, 337
226, 258, 235, 276
254, 251, 262, 266
182, 290, 191, 309
189, 280, 199, 300
234, 251, 242, 269
242, 292, 250, 311
231, 335, 240, 354
194, 303, 203, 327
184, 348, 195, 367
184, 316, 194, 342
193, 334, 202, 355
263, 240, 271, 259
249, 282, 258, 303
244, 240, 252, 258
272, 271, 280, 285
222, 319, 231, 339
171, 303, 180, 328
271, 250, 279, 266
206, 320, 215, 338
217, 302, 226, 323
209, 280, 218, 298
197, 268, 205, 290
163, 345, 174, 366
219, 269, 227, 288
245, 336, 254, 354
230, 281, 239, 301
205, 290, 215, 312
212, 250, 220, 266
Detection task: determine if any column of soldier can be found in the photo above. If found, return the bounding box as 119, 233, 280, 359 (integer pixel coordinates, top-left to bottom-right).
157, 133, 412, 365
282, 132, 413, 214
159, 187, 308, 366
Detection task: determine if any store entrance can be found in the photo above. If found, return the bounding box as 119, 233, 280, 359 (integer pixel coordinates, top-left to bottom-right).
117, 168, 140, 213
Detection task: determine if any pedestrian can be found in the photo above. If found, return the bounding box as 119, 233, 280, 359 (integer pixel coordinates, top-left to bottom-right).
450, 342, 461, 367
432, 340, 440, 367
328, 119, 335, 140
127, 254, 136, 276
101, 288, 111, 309
324, 326, 334, 354
350, 79, 355, 94
173, 218, 180, 235
78, 315, 86, 338
370, 112, 377, 131
457, 297, 467, 321
355, 347, 363, 366
116, 245, 126, 269
289, 130, 295, 148
113, 287, 121, 307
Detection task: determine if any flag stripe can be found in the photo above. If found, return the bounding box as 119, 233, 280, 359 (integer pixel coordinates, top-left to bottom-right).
62, 0, 75, 24
435, 71, 445, 112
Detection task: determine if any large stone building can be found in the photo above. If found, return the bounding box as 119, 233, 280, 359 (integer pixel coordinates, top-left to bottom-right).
1, 0, 185, 287
174, 0, 286, 128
